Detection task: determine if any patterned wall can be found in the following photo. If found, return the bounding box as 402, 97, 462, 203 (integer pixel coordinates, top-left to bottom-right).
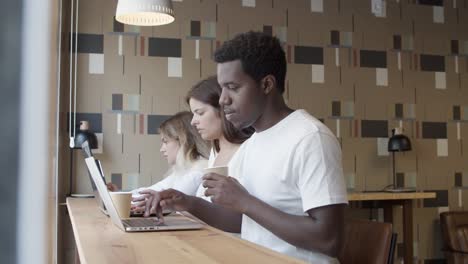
65, 0, 468, 262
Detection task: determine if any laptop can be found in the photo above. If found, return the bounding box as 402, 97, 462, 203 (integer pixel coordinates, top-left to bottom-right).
84, 155, 204, 232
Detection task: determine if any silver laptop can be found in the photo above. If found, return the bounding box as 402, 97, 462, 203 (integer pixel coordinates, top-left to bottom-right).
85, 156, 204, 232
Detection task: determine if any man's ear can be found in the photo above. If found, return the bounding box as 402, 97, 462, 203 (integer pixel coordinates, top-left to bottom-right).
261, 75, 276, 95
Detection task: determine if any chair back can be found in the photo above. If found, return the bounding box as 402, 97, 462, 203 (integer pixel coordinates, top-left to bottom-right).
338, 219, 394, 264
440, 211, 468, 253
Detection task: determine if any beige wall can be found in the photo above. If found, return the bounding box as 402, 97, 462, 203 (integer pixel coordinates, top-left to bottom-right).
58, 0, 468, 262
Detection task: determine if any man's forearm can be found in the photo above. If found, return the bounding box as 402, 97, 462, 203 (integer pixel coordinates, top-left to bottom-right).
243, 195, 345, 257
187, 196, 242, 233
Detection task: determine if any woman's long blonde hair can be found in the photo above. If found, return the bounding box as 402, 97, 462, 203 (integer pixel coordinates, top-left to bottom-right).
159, 111, 210, 169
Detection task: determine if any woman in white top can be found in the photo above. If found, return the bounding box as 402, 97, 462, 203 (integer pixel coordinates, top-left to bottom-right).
134, 77, 253, 218
108, 111, 210, 198
185, 76, 253, 200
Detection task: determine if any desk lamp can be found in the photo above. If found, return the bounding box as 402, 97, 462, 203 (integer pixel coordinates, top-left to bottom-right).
385, 128, 414, 192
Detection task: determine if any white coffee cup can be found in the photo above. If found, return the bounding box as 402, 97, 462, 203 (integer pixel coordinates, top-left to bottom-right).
109, 191, 132, 218
203, 166, 228, 176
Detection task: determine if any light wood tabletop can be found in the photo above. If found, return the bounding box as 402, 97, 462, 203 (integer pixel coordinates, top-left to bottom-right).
348, 191, 436, 201
66, 198, 305, 264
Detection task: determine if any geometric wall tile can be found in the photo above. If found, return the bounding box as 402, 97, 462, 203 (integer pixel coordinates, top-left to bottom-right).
124, 172, 139, 191
436, 139, 448, 157
371, 0, 386, 17
361, 120, 388, 138
89, 53, 104, 74
462, 41, 468, 55
403, 104, 416, 119
242, 0, 256, 7
376, 68, 388, 86
406, 172, 417, 188
342, 102, 355, 118
433, 6, 444, 23
377, 137, 390, 156
73, 113, 102, 133
455, 172, 462, 187
435, 72, 446, 89
463, 172, 468, 187
422, 122, 447, 139
393, 35, 402, 50
117, 113, 121, 134
341, 32, 353, 47
331, 30, 340, 45
168, 57, 183, 78
112, 94, 123, 111
190, 20, 201, 37
420, 54, 445, 72
396, 172, 404, 188
147, 115, 171, 135
346, 172, 355, 190
360, 50, 387, 68
423, 190, 448, 207
75, 34, 104, 54
453, 106, 460, 120
418, 0, 443, 6
202, 21, 216, 39
148, 38, 181, 57
311, 0, 324, 12
463, 106, 468, 121
402, 35, 414, 51
332, 101, 341, 116
451, 40, 459, 54
295, 46, 323, 64
273, 26, 287, 43
124, 94, 140, 112
395, 103, 403, 118
312, 64, 324, 83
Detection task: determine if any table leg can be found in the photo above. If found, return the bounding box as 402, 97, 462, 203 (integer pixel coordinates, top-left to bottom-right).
383, 204, 393, 223
402, 199, 413, 264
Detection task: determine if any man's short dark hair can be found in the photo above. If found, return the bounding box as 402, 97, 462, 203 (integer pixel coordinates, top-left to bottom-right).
214, 31, 287, 94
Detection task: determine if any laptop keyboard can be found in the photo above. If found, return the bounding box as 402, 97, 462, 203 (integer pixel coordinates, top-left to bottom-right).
122, 218, 166, 227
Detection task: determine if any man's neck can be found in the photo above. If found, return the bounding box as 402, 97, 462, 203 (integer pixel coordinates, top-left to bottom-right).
253, 96, 293, 133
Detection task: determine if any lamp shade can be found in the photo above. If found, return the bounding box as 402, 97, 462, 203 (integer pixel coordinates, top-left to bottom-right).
116, 0, 175, 26
388, 133, 411, 152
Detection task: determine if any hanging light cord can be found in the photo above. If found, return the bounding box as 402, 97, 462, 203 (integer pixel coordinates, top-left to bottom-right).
73, 0, 79, 139
68, 0, 74, 147
68, 0, 79, 147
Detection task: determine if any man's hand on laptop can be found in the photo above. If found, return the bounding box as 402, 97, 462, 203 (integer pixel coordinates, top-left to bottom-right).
133, 189, 191, 218
132, 189, 164, 221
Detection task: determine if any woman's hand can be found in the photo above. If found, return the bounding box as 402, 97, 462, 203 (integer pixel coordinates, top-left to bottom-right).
106, 183, 118, 191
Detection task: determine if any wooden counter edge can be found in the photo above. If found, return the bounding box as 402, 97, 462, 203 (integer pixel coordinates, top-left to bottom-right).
347, 192, 437, 201
66, 197, 89, 264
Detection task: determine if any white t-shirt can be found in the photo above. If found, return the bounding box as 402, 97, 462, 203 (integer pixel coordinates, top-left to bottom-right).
195, 147, 244, 200
132, 159, 207, 197
237, 109, 348, 263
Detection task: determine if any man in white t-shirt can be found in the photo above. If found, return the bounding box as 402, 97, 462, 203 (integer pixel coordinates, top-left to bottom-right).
135, 31, 348, 263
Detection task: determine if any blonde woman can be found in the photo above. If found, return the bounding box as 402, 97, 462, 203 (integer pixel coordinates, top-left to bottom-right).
108, 111, 210, 201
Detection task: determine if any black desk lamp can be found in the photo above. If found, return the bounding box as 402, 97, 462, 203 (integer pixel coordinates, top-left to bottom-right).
69, 121, 98, 197
385, 128, 414, 192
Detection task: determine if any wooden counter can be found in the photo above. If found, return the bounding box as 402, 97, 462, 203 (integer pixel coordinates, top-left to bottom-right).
67, 198, 304, 264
